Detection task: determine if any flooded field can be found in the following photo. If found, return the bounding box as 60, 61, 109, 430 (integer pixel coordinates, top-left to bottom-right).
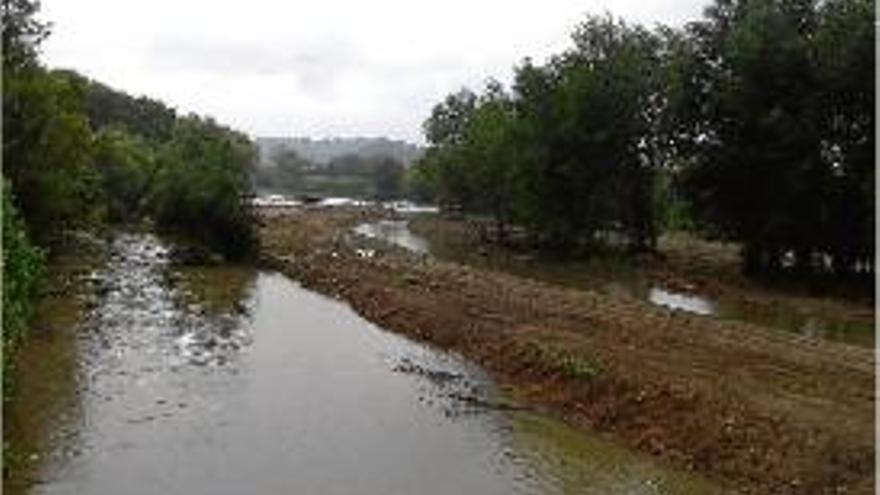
5, 232, 721, 495
353, 218, 874, 347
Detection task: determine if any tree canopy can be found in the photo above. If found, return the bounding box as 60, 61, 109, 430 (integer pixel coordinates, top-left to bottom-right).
413, 0, 874, 277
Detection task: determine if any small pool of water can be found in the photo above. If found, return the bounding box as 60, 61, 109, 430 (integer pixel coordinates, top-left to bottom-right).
648, 288, 716, 316
354, 220, 431, 254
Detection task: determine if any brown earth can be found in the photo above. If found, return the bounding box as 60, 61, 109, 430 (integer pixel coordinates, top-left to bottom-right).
257, 206, 875, 494
409, 215, 875, 339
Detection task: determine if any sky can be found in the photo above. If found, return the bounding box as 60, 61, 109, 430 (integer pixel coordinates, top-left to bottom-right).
40, 0, 709, 144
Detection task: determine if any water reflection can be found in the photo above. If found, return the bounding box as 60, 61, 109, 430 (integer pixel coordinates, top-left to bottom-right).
648, 288, 716, 316
354, 220, 430, 254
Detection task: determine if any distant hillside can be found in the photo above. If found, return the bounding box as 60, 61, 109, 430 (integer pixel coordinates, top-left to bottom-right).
256, 136, 423, 167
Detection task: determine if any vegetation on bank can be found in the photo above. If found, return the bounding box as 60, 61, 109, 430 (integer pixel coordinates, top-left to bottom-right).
1, 0, 257, 401
412, 0, 874, 280
1, 183, 44, 397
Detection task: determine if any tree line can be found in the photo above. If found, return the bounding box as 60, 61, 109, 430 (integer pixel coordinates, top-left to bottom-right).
412, 0, 874, 278
252, 147, 408, 201
2, 0, 257, 395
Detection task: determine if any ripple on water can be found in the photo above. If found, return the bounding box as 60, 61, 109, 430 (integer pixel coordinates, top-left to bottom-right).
9, 232, 723, 495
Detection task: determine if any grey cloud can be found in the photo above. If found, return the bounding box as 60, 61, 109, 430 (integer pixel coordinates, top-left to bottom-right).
147, 37, 360, 96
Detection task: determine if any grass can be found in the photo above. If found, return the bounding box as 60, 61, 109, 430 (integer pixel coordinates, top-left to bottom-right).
525, 341, 603, 380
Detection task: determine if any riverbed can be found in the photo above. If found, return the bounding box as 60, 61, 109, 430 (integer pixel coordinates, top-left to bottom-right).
5, 232, 722, 494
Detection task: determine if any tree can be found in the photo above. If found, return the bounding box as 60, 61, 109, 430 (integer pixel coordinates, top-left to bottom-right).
3, 69, 103, 241
458, 81, 518, 242
55, 71, 178, 144
270, 148, 308, 190
2, 0, 50, 74
415, 88, 481, 211
93, 127, 158, 223
812, 0, 875, 276
679, 0, 874, 276
152, 115, 257, 259
372, 156, 404, 201
3, 1, 104, 242
511, 16, 666, 252
423, 88, 478, 147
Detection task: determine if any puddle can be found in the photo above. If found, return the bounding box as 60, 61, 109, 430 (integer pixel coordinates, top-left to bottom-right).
383, 201, 440, 214
354, 220, 430, 254
648, 288, 716, 316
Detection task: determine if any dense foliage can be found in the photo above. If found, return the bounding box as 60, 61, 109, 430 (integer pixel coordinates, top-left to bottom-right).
2, 2, 258, 258
2, 0, 258, 402
416, 18, 677, 252
152, 115, 257, 258
676, 0, 875, 276
252, 148, 407, 201
1, 182, 44, 395
56, 71, 259, 259
3, 67, 104, 242
413, 0, 874, 276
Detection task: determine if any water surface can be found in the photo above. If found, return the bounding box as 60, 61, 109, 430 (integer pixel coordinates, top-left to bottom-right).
354, 220, 431, 254
6, 233, 721, 495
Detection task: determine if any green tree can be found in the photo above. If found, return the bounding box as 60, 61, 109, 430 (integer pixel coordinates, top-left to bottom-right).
152, 115, 257, 260
511, 16, 666, 252
93, 127, 158, 223
679, 0, 874, 276
459, 81, 518, 242
3, 69, 103, 242
3, 1, 104, 243
424, 88, 478, 147
1, 0, 50, 74
371, 156, 405, 201
812, 0, 875, 276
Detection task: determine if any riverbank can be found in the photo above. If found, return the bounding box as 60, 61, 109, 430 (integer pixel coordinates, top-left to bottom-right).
3, 232, 108, 488
258, 206, 875, 494
408, 215, 875, 347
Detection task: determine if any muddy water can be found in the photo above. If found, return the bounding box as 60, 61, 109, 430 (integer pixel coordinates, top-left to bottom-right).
353, 219, 874, 347
6, 233, 721, 495
354, 220, 430, 254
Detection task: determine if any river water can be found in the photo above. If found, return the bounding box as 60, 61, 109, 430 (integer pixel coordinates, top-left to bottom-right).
5, 233, 721, 494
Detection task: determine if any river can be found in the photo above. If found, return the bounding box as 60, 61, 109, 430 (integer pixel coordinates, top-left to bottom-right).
4, 232, 721, 494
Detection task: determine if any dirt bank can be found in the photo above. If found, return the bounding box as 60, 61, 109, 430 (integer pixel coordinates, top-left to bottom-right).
258, 207, 875, 494
409, 215, 875, 343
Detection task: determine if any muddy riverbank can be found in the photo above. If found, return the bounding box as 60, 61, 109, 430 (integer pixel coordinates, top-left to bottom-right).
258, 207, 875, 494
408, 215, 875, 347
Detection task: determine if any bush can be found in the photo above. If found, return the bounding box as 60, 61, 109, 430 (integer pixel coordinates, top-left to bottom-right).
152, 116, 257, 260
2, 181, 45, 397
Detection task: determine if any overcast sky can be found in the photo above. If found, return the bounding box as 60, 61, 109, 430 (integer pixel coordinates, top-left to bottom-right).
41, 0, 708, 144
